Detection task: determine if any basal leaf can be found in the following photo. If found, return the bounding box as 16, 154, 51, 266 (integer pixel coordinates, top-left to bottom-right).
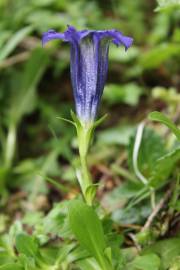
143, 238, 180, 269
68, 200, 106, 256
127, 253, 161, 270
68, 200, 112, 270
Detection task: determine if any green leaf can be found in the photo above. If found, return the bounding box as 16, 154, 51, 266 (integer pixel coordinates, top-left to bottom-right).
8, 48, 49, 125
152, 87, 180, 106
0, 252, 14, 265
18, 254, 37, 270
103, 181, 143, 212
112, 202, 151, 225
156, 0, 180, 11
26, 10, 68, 32
140, 43, 180, 69
127, 254, 161, 270
149, 146, 180, 187
41, 244, 76, 266
43, 201, 71, 238
0, 263, 23, 270
143, 238, 180, 269
149, 111, 180, 140
104, 83, 143, 106
169, 257, 180, 269
15, 233, 39, 258
22, 212, 43, 228
68, 200, 106, 255
68, 200, 112, 270
43, 175, 69, 193
77, 258, 102, 270
0, 26, 33, 61
65, 244, 89, 265
98, 125, 135, 146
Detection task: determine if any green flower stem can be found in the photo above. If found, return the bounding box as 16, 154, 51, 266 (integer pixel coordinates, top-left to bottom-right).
71, 111, 107, 205
77, 121, 94, 203
80, 154, 91, 193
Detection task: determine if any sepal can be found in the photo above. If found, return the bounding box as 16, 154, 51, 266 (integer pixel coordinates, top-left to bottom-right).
56, 115, 75, 126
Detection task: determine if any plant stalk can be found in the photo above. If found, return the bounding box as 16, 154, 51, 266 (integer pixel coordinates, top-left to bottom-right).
77, 122, 93, 203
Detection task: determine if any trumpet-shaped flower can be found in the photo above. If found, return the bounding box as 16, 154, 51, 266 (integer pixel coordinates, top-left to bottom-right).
42, 25, 133, 124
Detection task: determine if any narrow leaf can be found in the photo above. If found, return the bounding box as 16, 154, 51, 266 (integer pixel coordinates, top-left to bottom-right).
9, 48, 49, 124
0, 26, 33, 61
149, 111, 180, 140
93, 114, 108, 128
56, 116, 75, 126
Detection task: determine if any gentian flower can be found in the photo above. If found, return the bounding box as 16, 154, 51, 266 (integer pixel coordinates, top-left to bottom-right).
42, 25, 133, 124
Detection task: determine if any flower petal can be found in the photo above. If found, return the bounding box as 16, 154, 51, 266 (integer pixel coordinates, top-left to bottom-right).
42, 25, 133, 122
64, 25, 92, 43
42, 29, 66, 46
111, 31, 133, 50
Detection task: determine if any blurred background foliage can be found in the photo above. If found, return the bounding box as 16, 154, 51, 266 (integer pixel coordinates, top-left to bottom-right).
0, 0, 180, 269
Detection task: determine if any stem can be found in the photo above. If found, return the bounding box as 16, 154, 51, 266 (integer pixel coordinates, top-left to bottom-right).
77, 122, 93, 203
73, 116, 114, 269
72, 112, 107, 204
80, 154, 91, 193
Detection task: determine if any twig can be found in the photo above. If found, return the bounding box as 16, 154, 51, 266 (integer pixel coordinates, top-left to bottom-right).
141, 188, 172, 232
128, 233, 141, 252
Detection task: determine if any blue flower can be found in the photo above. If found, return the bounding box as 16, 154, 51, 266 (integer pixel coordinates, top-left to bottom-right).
42, 25, 133, 123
